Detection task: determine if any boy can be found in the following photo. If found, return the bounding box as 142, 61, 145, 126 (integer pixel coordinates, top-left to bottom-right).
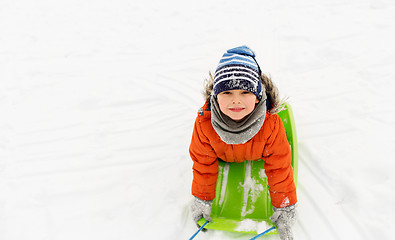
189, 46, 297, 240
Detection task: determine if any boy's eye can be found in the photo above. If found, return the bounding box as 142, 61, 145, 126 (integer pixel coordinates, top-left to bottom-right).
222, 91, 231, 95
242, 91, 251, 94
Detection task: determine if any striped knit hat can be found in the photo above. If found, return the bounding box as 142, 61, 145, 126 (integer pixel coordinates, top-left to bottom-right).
213, 46, 264, 101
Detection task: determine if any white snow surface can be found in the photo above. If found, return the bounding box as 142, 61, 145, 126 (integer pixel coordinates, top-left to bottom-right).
1, 0, 395, 239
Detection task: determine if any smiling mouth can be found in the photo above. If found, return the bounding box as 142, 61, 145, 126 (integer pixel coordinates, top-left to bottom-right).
229, 108, 245, 112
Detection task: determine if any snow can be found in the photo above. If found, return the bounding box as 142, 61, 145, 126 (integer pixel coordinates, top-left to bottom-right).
279, 197, 290, 209
219, 163, 229, 207
236, 219, 257, 233
240, 161, 264, 217
1, 0, 395, 239
235, 219, 271, 234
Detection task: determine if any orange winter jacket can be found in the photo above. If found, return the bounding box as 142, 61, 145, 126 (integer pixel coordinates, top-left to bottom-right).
189, 101, 297, 208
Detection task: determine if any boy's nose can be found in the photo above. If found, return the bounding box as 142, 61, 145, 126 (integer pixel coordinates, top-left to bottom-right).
232, 98, 241, 104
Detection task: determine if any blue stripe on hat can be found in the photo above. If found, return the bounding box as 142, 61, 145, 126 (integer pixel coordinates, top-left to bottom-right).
221, 53, 256, 64
217, 55, 258, 71
227, 45, 256, 57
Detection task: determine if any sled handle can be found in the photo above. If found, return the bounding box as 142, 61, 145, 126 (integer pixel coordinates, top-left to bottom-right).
249, 226, 276, 240
189, 220, 209, 240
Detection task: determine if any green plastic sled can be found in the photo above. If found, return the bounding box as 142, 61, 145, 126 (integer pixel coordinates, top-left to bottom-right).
197, 103, 298, 235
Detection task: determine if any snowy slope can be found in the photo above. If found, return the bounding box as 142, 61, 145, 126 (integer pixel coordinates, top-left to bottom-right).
1, 0, 395, 239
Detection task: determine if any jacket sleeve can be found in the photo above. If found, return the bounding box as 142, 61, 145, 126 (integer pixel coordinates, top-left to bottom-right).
189, 117, 218, 201
263, 114, 297, 208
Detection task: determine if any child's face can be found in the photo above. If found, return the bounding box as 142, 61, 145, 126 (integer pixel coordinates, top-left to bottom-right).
217, 89, 259, 121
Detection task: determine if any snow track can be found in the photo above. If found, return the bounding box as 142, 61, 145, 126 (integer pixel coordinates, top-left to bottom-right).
1, 0, 395, 239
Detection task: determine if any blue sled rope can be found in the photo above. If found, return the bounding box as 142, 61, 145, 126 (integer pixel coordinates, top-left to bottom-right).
249, 226, 276, 240
189, 220, 209, 240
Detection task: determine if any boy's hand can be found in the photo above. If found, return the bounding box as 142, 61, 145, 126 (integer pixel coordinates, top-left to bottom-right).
270, 204, 297, 240
190, 197, 213, 226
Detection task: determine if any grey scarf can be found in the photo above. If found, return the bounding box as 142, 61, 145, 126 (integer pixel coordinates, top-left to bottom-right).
210, 95, 267, 144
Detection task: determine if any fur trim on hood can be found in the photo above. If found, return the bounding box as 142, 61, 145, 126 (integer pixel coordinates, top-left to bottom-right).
203, 72, 286, 114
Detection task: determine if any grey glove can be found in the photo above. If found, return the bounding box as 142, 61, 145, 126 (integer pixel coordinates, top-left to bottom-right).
270, 204, 297, 240
190, 197, 213, 225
